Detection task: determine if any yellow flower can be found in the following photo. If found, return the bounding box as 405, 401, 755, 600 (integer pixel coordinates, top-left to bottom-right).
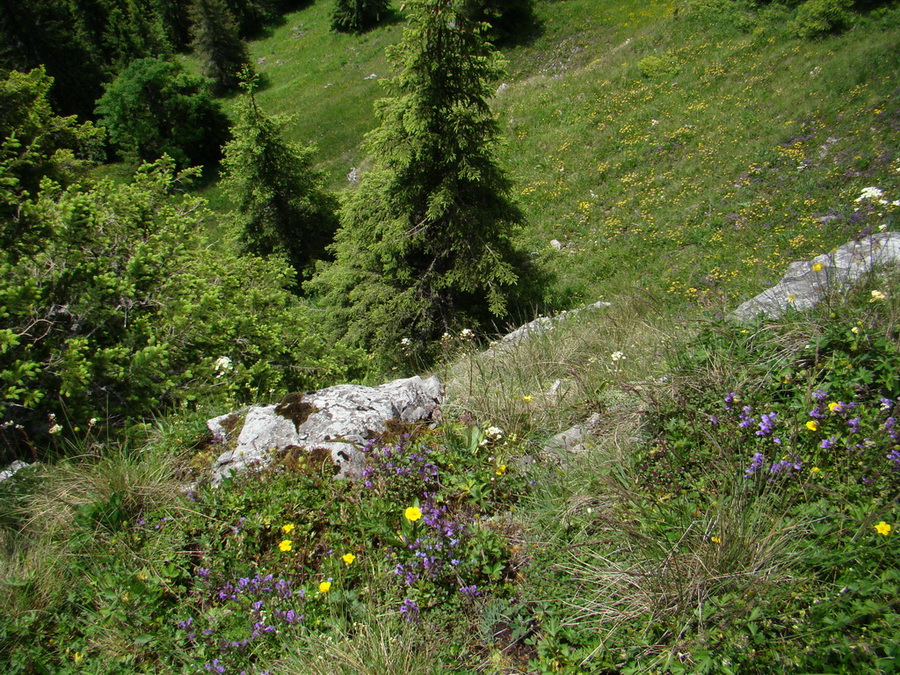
828, 402, 843, 412
875, 521, 892, 536
404, 506, 422, 522
810, 467, 822, 475
73, 652, 85, 664
342, 553, 356, 565
281, 523, 295, 534
812, 262, 824, 272
806, 420, 818, 432
851, 326, 859, 334
870, 290, 886, 302
318, 581, 332, 593
711, 536, 722, 544
278, 539, 292, 552
495, 464, 507, 476
522, 395, 533, 402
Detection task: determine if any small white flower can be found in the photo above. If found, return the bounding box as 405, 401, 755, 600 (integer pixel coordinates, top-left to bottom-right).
49, 424, 63, 435
400, 337, 412, 347
855, 186, 885, 202
214, 356, 233, 373
484, 426, 503, 440
460, 328, 474, 340
611, 351, 626, 362
88, 417, 97, 428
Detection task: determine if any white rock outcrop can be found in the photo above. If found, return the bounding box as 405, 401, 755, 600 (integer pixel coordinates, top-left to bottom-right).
209, 375, 443, 485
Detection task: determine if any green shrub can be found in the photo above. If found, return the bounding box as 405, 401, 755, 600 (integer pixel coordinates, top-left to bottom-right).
638, 53, 680, 79
791, 0, 855, 38
331, 0, 391, 33
0, 157, 366, 460
95, 57, 230, 168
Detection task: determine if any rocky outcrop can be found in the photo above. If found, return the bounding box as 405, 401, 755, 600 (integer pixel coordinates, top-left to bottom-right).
489, 301, 612, 353
732, 233, 900, 321
209, 375, 443, 485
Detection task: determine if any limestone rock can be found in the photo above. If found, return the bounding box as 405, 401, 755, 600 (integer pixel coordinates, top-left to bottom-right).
0, 460, 32, 484
732, 233, 900, 321
210, 375, 443, 485
489, 301, 612, 353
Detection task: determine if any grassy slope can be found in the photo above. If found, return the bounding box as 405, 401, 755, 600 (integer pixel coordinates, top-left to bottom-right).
230, 0, 900, 317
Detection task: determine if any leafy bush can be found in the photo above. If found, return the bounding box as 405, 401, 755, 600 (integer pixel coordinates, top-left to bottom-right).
791, 0, 855, 38
330, 0, 391, 34
95, 57, 230, 168
0, 158, 365, 461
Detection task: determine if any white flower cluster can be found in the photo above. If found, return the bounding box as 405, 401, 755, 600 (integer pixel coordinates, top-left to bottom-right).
611, 351, 626, 363
855, 186, 900, 207
214, 356, 234, 377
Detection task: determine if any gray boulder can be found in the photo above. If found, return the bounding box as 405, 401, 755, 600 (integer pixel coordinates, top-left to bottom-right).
732, 233, 900, 321
0, 460, 32, 484
210, 375, 443, 485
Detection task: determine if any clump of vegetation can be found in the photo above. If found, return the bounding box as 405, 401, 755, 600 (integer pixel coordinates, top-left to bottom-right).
222, 74, 338, 281
95, 57, 230, 168
331, 0, 392, 34
310, 0, 546, 368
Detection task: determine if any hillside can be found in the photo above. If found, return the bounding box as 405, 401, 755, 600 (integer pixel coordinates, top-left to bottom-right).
233, 0, 900, 311
2, 0, 900, 673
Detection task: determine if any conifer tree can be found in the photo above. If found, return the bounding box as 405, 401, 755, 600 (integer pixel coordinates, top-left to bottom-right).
310, 0, 541, 366
331, 0, 391, 34
222, 74, 337, 282
190, 0, 250, 94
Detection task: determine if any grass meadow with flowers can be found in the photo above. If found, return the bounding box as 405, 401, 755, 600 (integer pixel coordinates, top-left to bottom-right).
3, 0, 900, 672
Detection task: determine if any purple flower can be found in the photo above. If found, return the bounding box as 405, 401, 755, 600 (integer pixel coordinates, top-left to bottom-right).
881, 398, 894, 411
724, 392, 737, 411
204, 659, 226, 673
739, 406, 756, 429
745, 452, 765, 477
847, 417, 861, 434
399, 598, 420, 622
177, 617, 193, 630
708, 416, 718, 426
820, 437, 836, 450
888, 447, 900, 469
459, 585, 481, 598
197, 568, 211, 578
756, 411, 777, 438
813, 389, 828, 403
809, 407, 824, 419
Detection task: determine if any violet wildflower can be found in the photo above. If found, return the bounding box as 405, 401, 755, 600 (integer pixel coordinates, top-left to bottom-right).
847, 417, 861, 434
197, 568, 211, 578
724, 392, 738, 411
399, 598, 420, 622
756, 412, 777, 437
739, 406, 755, 429
204, 659, 226, 673
459, 585, 481, 598
745, 452, 765, 477
813, 389, 828, 403
820, 437, 836, 450
881, 398, 894, 411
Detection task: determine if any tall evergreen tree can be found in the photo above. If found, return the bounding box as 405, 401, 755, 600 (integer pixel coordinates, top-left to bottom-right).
191, 0, 250, 94
222, 74, 337, 282
310, 0, 542, 366
331, 0, 391, 34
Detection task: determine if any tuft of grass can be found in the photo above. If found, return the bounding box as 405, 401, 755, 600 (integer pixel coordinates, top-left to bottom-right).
442, 292, 686, 440
275, 614, 449, 675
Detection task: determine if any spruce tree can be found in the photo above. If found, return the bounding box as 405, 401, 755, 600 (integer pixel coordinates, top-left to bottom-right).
190, 0, 250, 94
310, 0, 541, 366
222, 74, 337, 282
331, 0, 391, 34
